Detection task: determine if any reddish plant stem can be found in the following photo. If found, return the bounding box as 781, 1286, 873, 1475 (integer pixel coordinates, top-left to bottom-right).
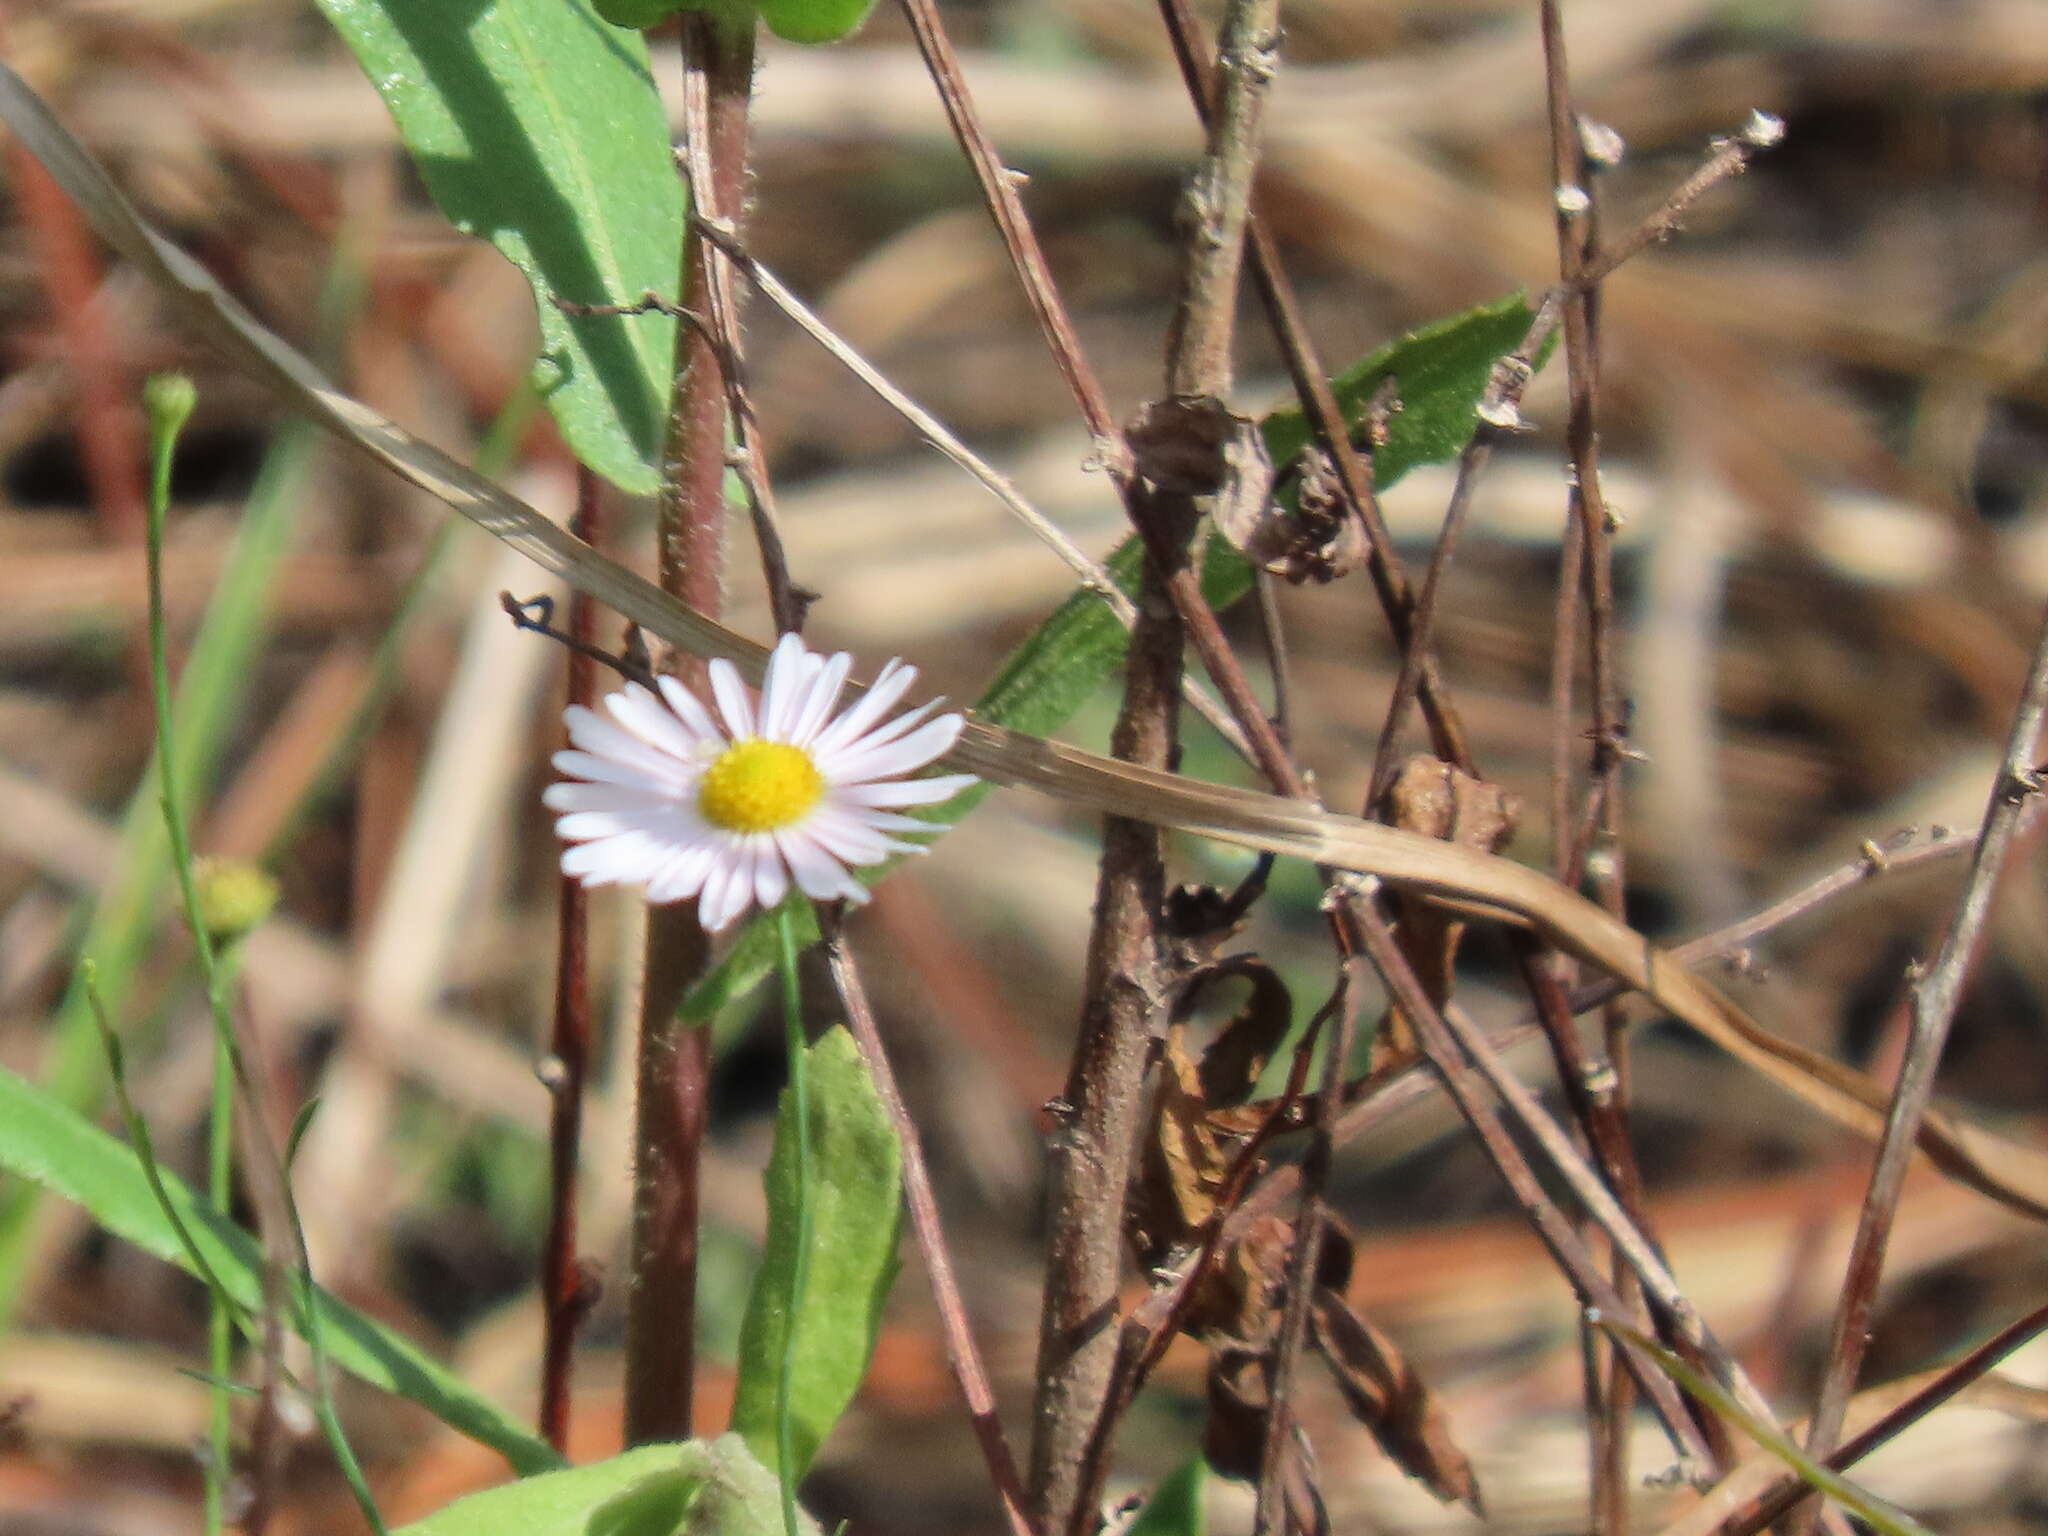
821, 925, 1041, 1536
539, 465, 603, 1452
1797, 601, 2048, 1521
624, 12, 754, 1448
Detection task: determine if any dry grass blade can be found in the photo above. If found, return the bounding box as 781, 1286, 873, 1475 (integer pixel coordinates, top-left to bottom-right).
7, 58, 2048, 1225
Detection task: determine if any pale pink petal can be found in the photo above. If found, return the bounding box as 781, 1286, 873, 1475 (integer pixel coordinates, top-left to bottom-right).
777, 832, 865, 903
565, 706, 693, 787
655, 674, 724, 742
707, 658, 756, 739
824, 713, 964, 785
751, 836, 789, 911
563, 832, 667, 885
605, 685, 704, 762
645, 843, 719, 904
788, 651, 853, 746
758, 634, 817, 740
701, 855, 752, 931
543, 782, 676, 814
833, 774, 978, 807
554, 806, 698, 843
808, 659, 919, 757
551, 750, 673, 792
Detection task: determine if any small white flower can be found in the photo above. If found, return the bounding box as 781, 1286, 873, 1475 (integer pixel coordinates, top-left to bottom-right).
546, 633, 978, 931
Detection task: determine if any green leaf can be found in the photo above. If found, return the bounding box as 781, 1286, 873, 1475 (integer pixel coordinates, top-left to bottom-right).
1258, 292, 1536, 476
1127, 1458, 1206, 1536
591, 0, 879, 44
682, 294, 1541, 1025
391, 1434, 814, 1536
0, 1063, 561, 1478
729, 1027, 903, 1478
315, 0, 682, 494
757, 0, 881, 44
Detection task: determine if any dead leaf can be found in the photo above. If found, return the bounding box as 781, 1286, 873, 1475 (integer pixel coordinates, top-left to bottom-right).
1310, 1286, 1484, 1512
1371, 756, 1522, 1064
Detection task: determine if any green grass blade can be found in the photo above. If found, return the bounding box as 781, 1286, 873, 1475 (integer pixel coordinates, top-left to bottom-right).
0, 419, 319, 1319
0, 1063, 564, 1477
1592, 1315, 1937, 1536
315, 0, 683, 494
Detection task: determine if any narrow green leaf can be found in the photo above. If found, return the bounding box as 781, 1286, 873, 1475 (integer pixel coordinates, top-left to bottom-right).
0, 421, 318, 1321
1127, 1458, 1206, 1536
1592, 1316, 1937, 1536
684, 295, 1541, 1024
729, 1027, 903, 1479
0, 1063, 561, 1477
315, 0, 682, 493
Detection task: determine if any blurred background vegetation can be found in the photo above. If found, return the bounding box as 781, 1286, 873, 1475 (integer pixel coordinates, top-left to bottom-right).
1, 0, 2046, 1531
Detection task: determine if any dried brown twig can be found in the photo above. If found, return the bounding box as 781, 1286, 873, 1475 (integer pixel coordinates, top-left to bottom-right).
822, 924, 1040, 1536
1797, 601, 2048, 1522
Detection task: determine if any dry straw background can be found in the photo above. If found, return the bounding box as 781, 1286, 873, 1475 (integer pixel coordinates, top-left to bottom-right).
2, 0, 2047, 1532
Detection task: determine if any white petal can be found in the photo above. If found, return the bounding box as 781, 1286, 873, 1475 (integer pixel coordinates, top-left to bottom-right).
707, 658, 756, 739
832, 805, 941, 834
544, 781, 677, 814
808, 659, 919, 757
655, 674, 724, 742
833, 773, 977, 807
606, 685, 707, 763
804, 807, 921, 866
758, 634, 815, 740
552, 749, 673, 792
565, 707, 695, 788
564, 832, 666, 885
555, 806, 699, 843
751, 836, 790, 911
646, 843, 719, 904
701, 855, 752, 931
777, 831, 864, 903
824, 713, 964, 785
789, 651, 853, 746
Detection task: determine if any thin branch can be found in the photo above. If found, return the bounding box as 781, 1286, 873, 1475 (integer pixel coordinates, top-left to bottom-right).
1254, 964, 1364, 1535
695, 222, 1253, 761
1798, 600, 2048, 1511
895, 0, 1127, 465
1153, 0, 1472, 767
1724, 1298, 2048, 1536
821, 924, 1041, 1536
539, 464, 602, 1453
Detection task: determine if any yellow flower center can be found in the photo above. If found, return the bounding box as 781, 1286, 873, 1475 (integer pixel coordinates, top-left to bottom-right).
697, 739, 824, 833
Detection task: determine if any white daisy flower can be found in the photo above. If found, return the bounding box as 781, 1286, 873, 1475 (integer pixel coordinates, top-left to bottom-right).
546, 633, 979, 932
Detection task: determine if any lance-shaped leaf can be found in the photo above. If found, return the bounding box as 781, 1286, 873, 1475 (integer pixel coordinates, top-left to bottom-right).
316, 0, 682, 493
729, 1027, 904, 1478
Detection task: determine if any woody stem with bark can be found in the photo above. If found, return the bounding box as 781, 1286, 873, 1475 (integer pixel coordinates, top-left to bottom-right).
1029, 6, 1277, 1532
624, 11, 755, 1448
